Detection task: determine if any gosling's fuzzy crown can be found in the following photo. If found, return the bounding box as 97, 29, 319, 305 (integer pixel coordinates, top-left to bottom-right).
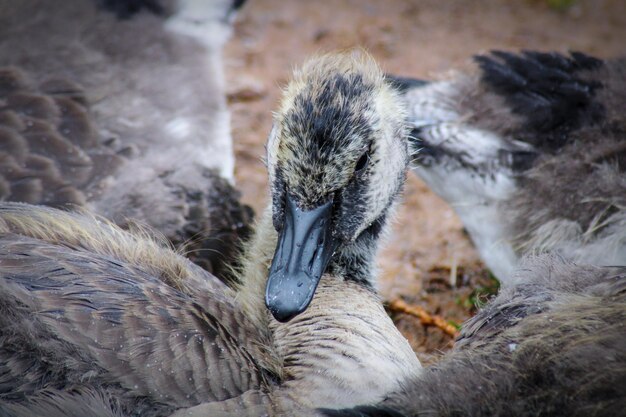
267, 51, 409, 242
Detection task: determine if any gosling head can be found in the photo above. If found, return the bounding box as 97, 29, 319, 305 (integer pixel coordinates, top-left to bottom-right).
264, 51, 409, 322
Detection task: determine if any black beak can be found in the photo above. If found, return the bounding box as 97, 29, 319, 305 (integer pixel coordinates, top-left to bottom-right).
265, 195, 338, 322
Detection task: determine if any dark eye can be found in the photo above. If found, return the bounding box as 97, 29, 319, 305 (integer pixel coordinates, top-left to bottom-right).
355, 152, 369, 173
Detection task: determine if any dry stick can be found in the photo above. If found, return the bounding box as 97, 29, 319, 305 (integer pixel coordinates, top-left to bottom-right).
389, 298, 459, 338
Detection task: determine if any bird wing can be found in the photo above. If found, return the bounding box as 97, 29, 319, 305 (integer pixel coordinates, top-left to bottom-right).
473, 50, 606, 151
0, 212, 271, 408
0, 66, 126, 205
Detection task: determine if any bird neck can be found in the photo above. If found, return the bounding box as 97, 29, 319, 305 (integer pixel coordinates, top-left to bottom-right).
234, 207, 277, 331
269, 276, 422, 410
327, 214, 386, 288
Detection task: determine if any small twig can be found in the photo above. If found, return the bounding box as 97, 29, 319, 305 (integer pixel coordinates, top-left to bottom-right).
389, 299, 459, 338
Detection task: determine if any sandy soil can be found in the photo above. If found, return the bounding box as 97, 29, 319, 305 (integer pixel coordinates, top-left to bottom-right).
223, 0, 626, 357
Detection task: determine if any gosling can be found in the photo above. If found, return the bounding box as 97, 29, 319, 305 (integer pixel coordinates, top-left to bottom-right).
391, 51, 625, 283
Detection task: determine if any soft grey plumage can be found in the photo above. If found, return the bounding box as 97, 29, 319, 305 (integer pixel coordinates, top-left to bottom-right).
392, 51, 626, 282
0, 0, 253, 276
321, 254, 626, 417
1, 388, 125, 417
0, 51, 422, 416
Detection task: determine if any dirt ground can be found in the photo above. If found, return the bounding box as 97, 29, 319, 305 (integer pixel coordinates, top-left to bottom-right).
223, 0, 626, 359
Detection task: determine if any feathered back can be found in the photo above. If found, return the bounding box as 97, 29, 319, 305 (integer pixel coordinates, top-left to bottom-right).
1, 388, 124, 417
0, 67, 124, 207
399, 51, 626, 273
0, 0, 254, 277
488, 54, 626, 256
472, 51, 606, 150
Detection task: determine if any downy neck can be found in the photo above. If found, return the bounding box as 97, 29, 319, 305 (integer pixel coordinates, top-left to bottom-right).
235, 204, 420, 410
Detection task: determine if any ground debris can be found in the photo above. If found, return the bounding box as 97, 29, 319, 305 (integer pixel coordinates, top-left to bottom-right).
388, 298, 459, 337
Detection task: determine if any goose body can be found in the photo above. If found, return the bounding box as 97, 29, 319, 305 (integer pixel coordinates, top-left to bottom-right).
0, 0, 252, 275
0, 51, 422, 416
0, 204, 270, 416
322, 254, 626, 417
393, 51, 626, 282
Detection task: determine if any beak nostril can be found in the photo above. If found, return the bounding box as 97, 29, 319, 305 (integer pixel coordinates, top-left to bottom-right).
307, 234, 326, 273
308, 244, 320, 272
